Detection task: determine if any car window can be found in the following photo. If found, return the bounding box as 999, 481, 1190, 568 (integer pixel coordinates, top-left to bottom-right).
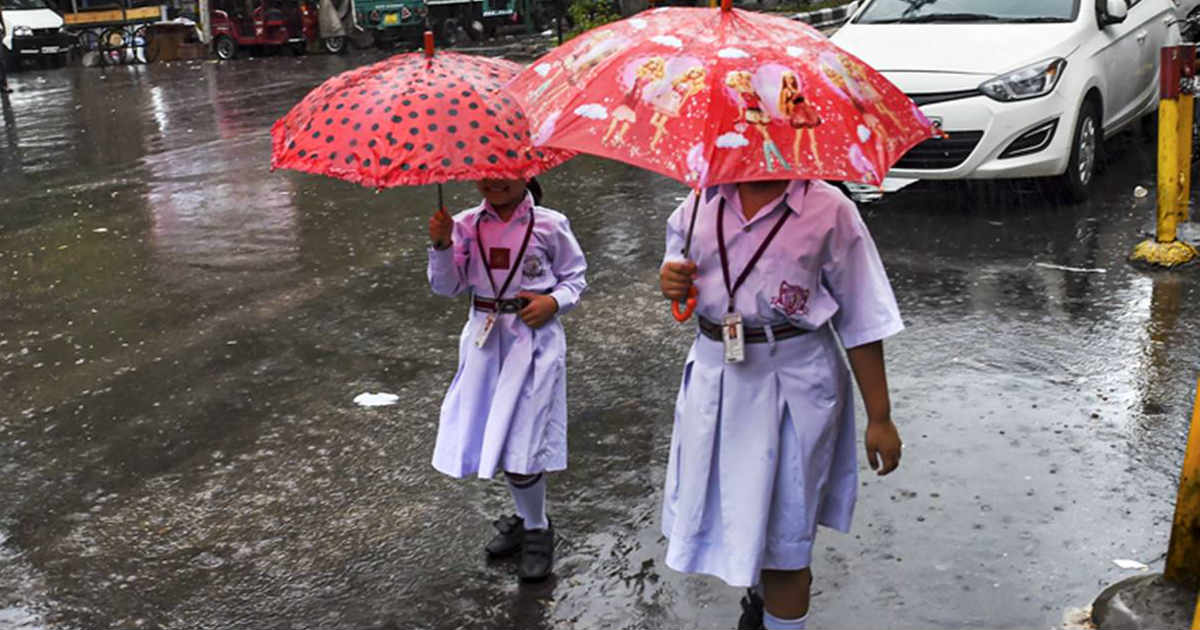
1, 0, 50, 9
856, 0, 1080, 23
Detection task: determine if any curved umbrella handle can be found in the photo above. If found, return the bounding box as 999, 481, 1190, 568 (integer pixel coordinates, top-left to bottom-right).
671, 286, 698, 323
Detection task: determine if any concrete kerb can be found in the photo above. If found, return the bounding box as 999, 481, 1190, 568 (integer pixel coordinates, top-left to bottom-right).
789, 1, 858, 29
1091, 574, 1197, 630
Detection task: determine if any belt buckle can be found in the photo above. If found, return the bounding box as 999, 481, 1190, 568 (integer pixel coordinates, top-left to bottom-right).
499, 298, 528, 314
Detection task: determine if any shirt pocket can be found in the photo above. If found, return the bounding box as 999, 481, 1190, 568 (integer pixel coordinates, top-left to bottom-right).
754, 256, 826, 327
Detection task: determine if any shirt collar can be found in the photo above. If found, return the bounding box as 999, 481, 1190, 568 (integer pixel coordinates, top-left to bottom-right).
481, 191, 535, 222
710, 180, 809, 223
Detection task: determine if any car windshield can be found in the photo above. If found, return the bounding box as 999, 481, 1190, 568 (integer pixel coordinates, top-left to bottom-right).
2, 0, 50, 10
855, 0, 1078, 24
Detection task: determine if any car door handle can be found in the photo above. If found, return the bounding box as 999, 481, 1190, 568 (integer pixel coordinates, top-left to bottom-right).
1137, 30, 1148, 43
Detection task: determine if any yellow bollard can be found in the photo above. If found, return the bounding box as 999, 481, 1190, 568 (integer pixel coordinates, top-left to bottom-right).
1165, 377, 1200, 589
1131, 46, 1199, 267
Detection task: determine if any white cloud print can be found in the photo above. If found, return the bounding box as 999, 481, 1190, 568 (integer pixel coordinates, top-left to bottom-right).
651, 35, 683, 48
786, 46, 805, 58
629, 18, 647, 29
574, 104, 609, 120
717, 47, 750, 59
533, 62, 552, 77
716, 132, 749, 148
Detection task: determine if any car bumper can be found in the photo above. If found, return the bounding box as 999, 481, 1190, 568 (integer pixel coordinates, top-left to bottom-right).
11, 33, 75, 56
889, 89, 1075, 181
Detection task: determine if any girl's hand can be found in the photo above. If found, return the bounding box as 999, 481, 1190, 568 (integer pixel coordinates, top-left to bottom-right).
660, 260, 697, 301
430, 208, 453, 250
517, 292, 558, 328
865, 417, 901, 476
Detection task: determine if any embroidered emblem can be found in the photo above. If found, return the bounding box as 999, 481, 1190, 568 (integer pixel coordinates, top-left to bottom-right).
522, 255, 545, 278
770, 281, 809, 317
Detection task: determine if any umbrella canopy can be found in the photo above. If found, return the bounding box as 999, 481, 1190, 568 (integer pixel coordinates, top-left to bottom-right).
508, 3, 935, 187
271, 45, 572, 189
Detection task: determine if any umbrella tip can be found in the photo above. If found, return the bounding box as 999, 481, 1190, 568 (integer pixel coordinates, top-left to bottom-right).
720, 0, 732, 11
424, 31, 434, 58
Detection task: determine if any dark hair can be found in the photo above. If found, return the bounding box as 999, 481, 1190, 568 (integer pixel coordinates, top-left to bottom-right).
527, 178, 543, 206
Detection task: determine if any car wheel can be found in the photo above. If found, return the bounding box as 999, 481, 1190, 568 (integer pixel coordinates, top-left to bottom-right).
214, 34, 238, 60
323, 36, 346, 54
1056, 100, 1100, 203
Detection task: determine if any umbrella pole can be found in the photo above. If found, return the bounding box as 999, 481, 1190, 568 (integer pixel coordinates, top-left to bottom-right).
437, 183, 444, 212
672, 191, 701, 323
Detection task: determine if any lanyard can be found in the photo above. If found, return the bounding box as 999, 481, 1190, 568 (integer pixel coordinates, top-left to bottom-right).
716, 194, 791, 313
475, 206, 535, 300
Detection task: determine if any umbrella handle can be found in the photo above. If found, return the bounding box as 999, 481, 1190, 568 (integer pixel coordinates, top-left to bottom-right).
671, 286, 698, 323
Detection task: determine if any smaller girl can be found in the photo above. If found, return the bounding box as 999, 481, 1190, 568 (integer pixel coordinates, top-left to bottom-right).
779, 71, 823, 170
427, 177, 587, 582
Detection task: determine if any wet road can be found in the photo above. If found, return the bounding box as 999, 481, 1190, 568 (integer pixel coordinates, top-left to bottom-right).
0, 52, 1198, 630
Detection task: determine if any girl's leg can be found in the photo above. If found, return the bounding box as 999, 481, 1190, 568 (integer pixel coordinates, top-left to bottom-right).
505, 471, 548, 530
761, 568, 812, 629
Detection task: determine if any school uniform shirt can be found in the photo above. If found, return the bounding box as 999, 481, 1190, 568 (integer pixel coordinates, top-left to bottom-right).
659, 179, 902, 587
427, 192, 587, 478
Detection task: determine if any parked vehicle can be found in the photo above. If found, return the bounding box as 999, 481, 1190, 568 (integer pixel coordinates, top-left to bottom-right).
348, 0, 551, 48
1, 0, 75, 70
832, 0, 1183, 201
210, 0, 319, 59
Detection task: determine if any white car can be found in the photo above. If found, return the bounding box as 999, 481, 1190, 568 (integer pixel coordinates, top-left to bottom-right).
1, 0, 74, 71
832, 0, 1181, 201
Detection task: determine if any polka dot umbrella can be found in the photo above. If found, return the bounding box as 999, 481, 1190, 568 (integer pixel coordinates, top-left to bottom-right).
270, 34, 573, 206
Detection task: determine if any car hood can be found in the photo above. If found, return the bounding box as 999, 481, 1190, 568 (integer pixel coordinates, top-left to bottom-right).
832, 23, 1081, 77
3, 8, 65, 29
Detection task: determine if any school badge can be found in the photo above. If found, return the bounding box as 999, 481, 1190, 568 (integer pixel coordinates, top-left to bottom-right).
770, 281, 809, 317
522, 255, 546, 278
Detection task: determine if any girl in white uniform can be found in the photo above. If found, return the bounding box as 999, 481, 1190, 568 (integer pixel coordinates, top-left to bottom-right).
428, 178, 587, 582
659, 179, 903, 629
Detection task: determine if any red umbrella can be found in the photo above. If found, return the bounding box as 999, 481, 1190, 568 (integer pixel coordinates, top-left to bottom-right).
271, 34, 571, 201
508, 2, 935, 319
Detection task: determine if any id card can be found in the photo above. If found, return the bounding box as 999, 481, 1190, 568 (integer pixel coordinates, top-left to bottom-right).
474, 313, 496, 348
722, 311, 745, 364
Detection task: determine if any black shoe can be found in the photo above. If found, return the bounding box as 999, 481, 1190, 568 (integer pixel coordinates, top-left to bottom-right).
485, 514, 524, 558
517, 519, 553, 582
737, 588, 764, 630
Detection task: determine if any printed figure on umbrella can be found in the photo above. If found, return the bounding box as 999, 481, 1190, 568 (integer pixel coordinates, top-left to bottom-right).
605, 55, 707, 152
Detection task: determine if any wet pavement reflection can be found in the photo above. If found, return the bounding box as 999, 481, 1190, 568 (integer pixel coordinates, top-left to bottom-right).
0, 52, 1198, 629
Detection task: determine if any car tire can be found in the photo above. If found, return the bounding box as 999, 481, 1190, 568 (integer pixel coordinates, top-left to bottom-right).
1055, 99, 1100, 204
323, 36, 346, 54
214, 34, 238, 60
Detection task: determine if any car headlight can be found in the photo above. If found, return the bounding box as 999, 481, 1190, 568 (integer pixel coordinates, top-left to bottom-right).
13, 25, 34, 38
979, 58, 1067, 102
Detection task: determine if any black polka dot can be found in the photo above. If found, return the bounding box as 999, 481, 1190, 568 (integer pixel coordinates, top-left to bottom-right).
464, 156, 474, 165
425, 108, 436, 116
351, 104, 360, 111
419, 94, 429, 100
350, 139, 358, 147
372, 123, 380, 132
488, 155, 499, 164
322, 104, 330, 112
469, 103, 479, 110
462, 90, 472, 97
408, 111, 419, 119
341, 117, 350, 125
402, 99, 411, 106
346, 155, 355, 164
387, 133, 398, 146
325, 118, 333, 125
428, 123, 438, 132
435, 92, 444, 98
448, 109, 458, 116
329, 152, 338, 160
485, 109, 496, 117
380, 157, 393, 166
326, 135, 334, 143
404, 142, 414, 150
369, 139, 378, 148
312, 131, 321, 139
353, 123, 362, 131
304, 122, 312, 131
441, 158, 451, 166
384, 107, 392, 113
480, 136, 490, 145
456, 140, 466, 149
536, 150, 544, 158
409, 128, 420, 136
424, 143, 434, 151
470, 121, 480, 129
366, 108, 375, 115
336, 103, 345, 110
401, 163, 410, 171
419, 164, 428, 170
450, 98, 460, 105
288, 141, 296, 149
310, 153, 320, 160
505, 150, 517, 158
298, 149, 307, 157
363, 159, 372, 167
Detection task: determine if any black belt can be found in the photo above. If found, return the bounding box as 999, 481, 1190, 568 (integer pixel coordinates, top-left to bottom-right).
697, 316, 808, 344
473, 296, 530, 313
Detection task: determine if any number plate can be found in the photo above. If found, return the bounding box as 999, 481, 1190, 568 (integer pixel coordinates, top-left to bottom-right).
383, 13, 399, 24
40, 46, 60, 54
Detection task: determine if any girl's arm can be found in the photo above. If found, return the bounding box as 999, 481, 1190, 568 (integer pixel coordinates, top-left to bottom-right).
427, 211, 470, 298
544, 217, 588, 315
846, 341, 901, 476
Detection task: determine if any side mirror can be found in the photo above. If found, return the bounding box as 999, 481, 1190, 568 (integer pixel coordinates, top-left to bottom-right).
1101, 0, 1128, 26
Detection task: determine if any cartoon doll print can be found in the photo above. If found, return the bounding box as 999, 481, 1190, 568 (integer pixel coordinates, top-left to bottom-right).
778, 70, 823, 171
648, 64, 706, 152
725, 70, 789, 173
604, 56, 666, 147
531, 30, 626, 105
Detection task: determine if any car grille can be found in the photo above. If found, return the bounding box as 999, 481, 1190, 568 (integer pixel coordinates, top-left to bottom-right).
907, 90, 982, 106
33, 28, 60, 37
894, 131, 984, 170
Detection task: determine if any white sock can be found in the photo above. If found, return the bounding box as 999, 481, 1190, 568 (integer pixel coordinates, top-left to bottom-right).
507, 474, 548, 530
763, 610, 807, 630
